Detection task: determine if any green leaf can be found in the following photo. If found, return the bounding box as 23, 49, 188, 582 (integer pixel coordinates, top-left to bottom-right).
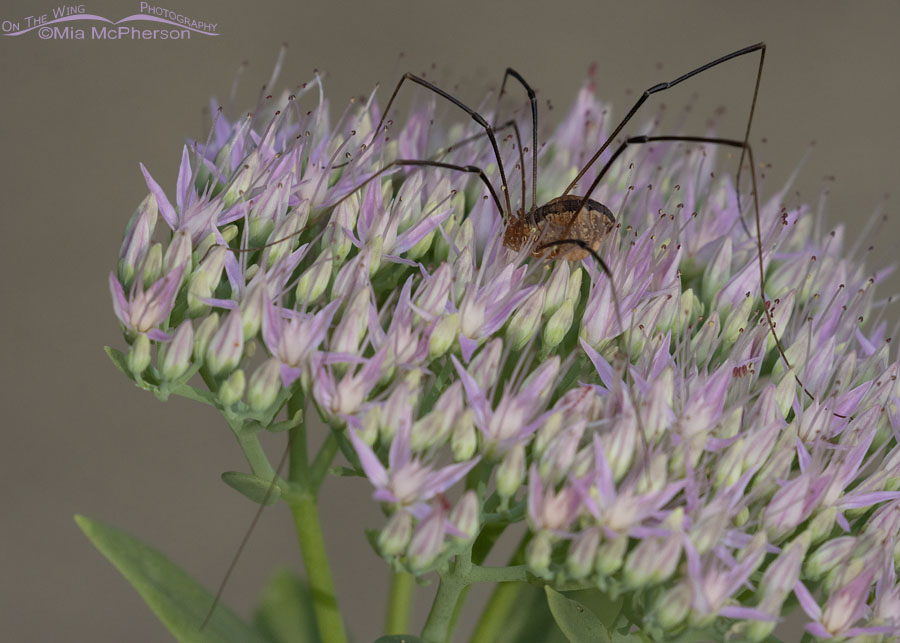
105, 346, 132, 378
75, 514, 270, 643
221, 471, 281, 505
373, 636, 425, 643
545, 586, 611, 643
253, 568, 320, 643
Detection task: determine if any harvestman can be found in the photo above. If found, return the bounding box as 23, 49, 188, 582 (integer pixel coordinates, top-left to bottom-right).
203, 42, 831, 627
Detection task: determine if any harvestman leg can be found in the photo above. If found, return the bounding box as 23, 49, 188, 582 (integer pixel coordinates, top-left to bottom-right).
495, 68, 539, 212
564, 42, 766, 235
370, 73, 515, 219
549, 132, 821, 407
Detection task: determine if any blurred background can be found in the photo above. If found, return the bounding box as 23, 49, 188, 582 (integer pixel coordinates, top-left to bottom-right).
3, 1, 900, 641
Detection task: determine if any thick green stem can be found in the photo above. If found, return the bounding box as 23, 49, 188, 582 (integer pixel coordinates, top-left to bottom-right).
385, 570, 414, 634
288, 493, 347, 643
236, 430, 276, 480
421, 572, 468, 643
287, 400, 347, 643
469, 533, 529, 643
469, 581, 523, 643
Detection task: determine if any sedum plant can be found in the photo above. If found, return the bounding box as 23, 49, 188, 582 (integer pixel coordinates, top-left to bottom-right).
83, 55, 900, 643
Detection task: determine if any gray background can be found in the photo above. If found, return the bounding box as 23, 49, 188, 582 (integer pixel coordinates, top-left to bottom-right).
3, 1, 900, 641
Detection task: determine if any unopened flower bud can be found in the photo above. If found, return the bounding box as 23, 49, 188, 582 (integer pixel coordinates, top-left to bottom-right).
804, 536, 855, 581
429, 313, 460, 359
808, 507, 837, 544
543, 299, 575, 350
655, 582, 691, 631
118, 194, 156, 286
507, 287, 545, 351
357, 405, 380, 446
368, 235, 383, 276
595, 534, 627, 576
452, 247, 474, 305
240, 281, 266, 340
543, 261, 570, 318
266, 211, 306, 268
193, 313, 219, 363
320, 198, 357, 263
470, 339, 503, 388
701, 237, 732, 304
526, 531, 553, 577
534, 412, 564, 456
721, 292, 754, 350
163, 230, 192, 279
141, 243, 163, 288
564, 267, 583, 306
411, 410, 451, 452
451, 411, 477, 461
206, 309, 244, 375
247, 358, 282, 412
379, 511, 412, 557
128, 333, 151, 375
295, 252, 333, 306
566, 528, 600, 579
332, 289, 370, 355
218, 369, 245, 406
496, 443, 526, 499
449, 491, 479, 542
160, 321, 193, 380
188, 246, 227, 315
408, 510, 445, 571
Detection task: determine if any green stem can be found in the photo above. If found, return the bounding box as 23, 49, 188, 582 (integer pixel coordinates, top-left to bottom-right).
421, 572, 468, 643
235, 430, 276, 480
469, 534, 529, 643
385, 570, 414, 635
468, 581, 523, 643
286, 399, 347, 643
310, 431, 340, 491
288, 492, 347, 643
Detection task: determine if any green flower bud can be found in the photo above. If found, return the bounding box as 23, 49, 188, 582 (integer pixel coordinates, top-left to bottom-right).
206, 309, 244, 375
690, 315, 720, 365
410, 410, 451, 452
595, 534, 627, 576
320, 197, 357, 263
564, 267, 583, 306
543, 299, 575, 350
188, 246, 227, 316
701, 237, 732, 304
128, 333, 151, 376
218, 369, 245, 406
804, 536, 855, 582
566, 528, 600, 579
452, 247, 474, 305
406, 226, 435, 261
359, 405, 380, 447
141, 243, 163, 288
378, 511, 413, 557
655, 582, 691, 631
368, 236, 383, 276
542, 261, 570, 318
526, 531, 553, 578
428, 313, 460, 359
808, 507, 837, 544
247, 358, 282, 412
267, 209, 308, 268
677, 288, 702, 332
450, 410, 477, 461
295, 251, 333, 306
193, 313, 219, 363
496, 443, 526, 500
163, 229, 192, 278
714, 438, 745, 489
534, 412, 564, 456
506, 287, 545, 351
160, 321, 193, 380
721, 292, 754, 350
449, 491, 479, 542
240, 281, 266, 340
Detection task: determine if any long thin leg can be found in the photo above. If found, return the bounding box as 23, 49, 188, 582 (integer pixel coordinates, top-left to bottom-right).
370, 73, 513, 218
562, 42, 766, 214
495, 68, 538, 212
557, 132, 827, 412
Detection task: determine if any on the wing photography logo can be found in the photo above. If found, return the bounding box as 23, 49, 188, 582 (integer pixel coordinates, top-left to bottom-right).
2, 3, 219, 40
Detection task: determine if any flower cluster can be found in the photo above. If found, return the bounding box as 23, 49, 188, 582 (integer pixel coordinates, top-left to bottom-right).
109, 69, 900, 640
